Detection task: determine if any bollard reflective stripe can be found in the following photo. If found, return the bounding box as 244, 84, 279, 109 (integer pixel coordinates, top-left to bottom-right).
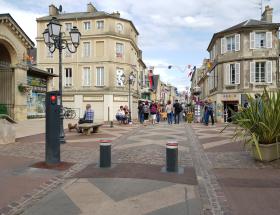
166, 141, 178, 172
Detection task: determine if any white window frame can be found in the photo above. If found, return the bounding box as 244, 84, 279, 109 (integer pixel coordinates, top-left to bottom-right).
251, 31, 272, 49
64, 68, 73, 87
229, 64, 236, 84
83, 42, 91, 57
96, 20, 104, 30
83, 21, 91, 30
116, 42, 124, 58
65, 22, 73, 32
255, 32, 266, 49
46, 68, 54, 87
96, 67, 104, 86
226, 35, 235, 52
82, 67, 91, 87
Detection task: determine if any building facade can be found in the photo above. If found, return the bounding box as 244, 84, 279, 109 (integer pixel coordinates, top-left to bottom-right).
195, 6, 280, 122
36, 3, 145, 122
0, 14, 55, 121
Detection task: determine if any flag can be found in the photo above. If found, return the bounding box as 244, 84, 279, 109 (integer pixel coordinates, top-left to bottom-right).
188, 71, 193, 77
168, 65, 172, 69
207, 60, 212, 69
148, 70, 153, 89
188, 65, 191, 69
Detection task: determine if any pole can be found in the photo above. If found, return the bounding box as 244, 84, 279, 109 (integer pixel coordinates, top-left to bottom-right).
128, 79, 131, 122
58, 33, 65, 144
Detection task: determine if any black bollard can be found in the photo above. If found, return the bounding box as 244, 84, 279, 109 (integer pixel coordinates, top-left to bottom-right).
100, 140, 112, 168
110, 121, 114, 128
166, 141, 178, 172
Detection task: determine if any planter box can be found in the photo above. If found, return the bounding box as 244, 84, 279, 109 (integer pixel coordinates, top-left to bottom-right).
252, 142, 280, 162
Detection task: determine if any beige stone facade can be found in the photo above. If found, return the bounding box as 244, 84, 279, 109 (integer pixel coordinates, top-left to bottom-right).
0, 14, 55, 121
193, 6, 280, 122
36, 4, 145, 122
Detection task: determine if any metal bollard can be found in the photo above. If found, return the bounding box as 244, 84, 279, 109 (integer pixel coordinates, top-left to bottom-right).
166, 141, 178, 172
110, 121, 114, 128
100, 140, 112, 168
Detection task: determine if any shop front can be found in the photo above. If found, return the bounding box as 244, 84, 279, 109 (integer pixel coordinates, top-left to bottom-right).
221, 93, 240, 123
27, 67, 57, 119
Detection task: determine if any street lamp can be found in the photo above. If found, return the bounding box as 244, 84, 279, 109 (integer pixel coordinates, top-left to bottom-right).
121, 71, 136, 122
43, 16, 81, 144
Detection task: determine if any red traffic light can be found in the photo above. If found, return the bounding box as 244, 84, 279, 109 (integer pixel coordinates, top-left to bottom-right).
50, 95, 56, 104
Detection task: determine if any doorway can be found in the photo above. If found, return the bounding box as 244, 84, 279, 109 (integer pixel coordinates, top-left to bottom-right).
223, 101, 238, 122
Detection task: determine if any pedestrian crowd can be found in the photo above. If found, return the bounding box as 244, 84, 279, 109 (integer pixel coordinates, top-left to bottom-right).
137, 99, 184, 125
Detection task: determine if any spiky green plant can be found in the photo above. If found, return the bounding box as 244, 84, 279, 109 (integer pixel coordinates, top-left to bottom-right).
223, 89, 280, 160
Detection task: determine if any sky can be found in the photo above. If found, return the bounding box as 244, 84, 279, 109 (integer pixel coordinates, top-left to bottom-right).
1, 0, 279, 91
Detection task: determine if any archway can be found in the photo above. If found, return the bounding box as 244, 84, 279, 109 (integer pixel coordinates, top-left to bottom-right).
0, 41, 15, 117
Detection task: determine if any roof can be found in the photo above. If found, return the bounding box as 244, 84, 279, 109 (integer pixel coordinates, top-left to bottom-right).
28, 66, 58, 77
37, 11, 139, 35
207, 19, 280, 51
0, 13, 35, 48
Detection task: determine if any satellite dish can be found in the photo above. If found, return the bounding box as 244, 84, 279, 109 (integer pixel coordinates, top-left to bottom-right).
58, 5, 62, 13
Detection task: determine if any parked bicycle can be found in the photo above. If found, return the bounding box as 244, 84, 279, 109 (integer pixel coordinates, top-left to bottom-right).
63, 107, 76, 119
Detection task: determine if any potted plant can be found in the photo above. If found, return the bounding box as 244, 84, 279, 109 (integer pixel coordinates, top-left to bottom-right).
18, 83, 31, 94
228, 89, 280, 162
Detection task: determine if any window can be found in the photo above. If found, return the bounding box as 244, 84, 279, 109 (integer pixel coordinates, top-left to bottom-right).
96, 41, 104, 57
255, 32, 266, 48
47, 68, 54, 87
83, 42, 90, 57
96, 20, 104, 29
65, 23, 72, 31
116, 43, 124, 57
84, 21, 91, 30
65, 68, 72, 87
116, 23, 123, 32
82, 67, 91, 86
226, 36, 235, 51
230, 64, 236, 84
250, 32, 272, 49
116, 68, 124, 86
96, 67, 104, 86
255, 62, 266, 83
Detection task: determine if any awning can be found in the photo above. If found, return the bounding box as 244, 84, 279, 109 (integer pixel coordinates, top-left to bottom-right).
28, 66, 58, 77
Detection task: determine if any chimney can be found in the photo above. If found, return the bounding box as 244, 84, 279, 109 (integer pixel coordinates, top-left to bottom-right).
49, 4, 58, 16
111, 11, 120, 18
261, 5, 273, 23
87, 3, 97, 13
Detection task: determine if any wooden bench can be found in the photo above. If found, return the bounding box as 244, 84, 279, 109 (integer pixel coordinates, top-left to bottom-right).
78, 123, 103, 135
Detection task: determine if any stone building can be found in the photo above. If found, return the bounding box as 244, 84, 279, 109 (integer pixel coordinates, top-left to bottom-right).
0, 13, 55, 121
195, 5, 280, 122
36, 3, 145, 122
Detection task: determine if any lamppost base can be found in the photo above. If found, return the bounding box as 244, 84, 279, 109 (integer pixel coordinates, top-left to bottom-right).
60, 137, 66, 144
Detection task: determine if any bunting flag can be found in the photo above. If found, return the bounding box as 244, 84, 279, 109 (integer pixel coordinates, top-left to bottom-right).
207, 60, 212, 69
148, 69, 153, 89
188, 65, 192, 69
188, 66, 196, 77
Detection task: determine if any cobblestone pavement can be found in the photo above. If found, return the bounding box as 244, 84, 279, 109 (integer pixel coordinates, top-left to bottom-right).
192, 123, 280, 215
0, 124, 138, 215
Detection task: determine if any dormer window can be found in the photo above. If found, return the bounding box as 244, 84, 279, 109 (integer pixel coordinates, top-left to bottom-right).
116, 23, 123, 33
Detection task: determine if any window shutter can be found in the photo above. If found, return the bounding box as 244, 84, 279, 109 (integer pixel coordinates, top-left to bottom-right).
63, 69, 66, 87
225, 64, 230, 85
235, 34, 240, 51
235, 63, 240, 84
250, 62, 255, 83
250, 32, 255, 49
89, 69, 92, 86
266, 32, 272, 48
221, 37, 225, 54
70, 69, 73, 86
266, 61, 272, 83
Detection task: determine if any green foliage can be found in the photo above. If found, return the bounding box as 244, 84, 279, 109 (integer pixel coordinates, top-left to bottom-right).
0, 104, 8, 115
223, 89, 280, 160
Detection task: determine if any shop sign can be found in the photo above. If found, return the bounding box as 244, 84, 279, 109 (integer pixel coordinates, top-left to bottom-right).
83, 95, 104, 102
222, 94, 238, 100
113, 95, 128, 102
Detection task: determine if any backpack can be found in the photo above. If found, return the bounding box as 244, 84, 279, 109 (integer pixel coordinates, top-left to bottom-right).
143, 105, 149, 113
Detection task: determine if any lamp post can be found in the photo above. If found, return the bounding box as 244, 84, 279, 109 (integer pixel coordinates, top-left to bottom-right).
43, 17, 81, 144
121, 71, 136, 122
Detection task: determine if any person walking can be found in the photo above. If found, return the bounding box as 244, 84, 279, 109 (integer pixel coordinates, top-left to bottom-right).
205, 99, 214, 126
138, 102, 145, 124
173, 100, 182, 124
166, 100, 173, 125
150, 101, 157, 125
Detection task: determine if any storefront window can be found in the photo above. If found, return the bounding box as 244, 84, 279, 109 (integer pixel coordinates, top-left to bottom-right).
27, 75, 47, 118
